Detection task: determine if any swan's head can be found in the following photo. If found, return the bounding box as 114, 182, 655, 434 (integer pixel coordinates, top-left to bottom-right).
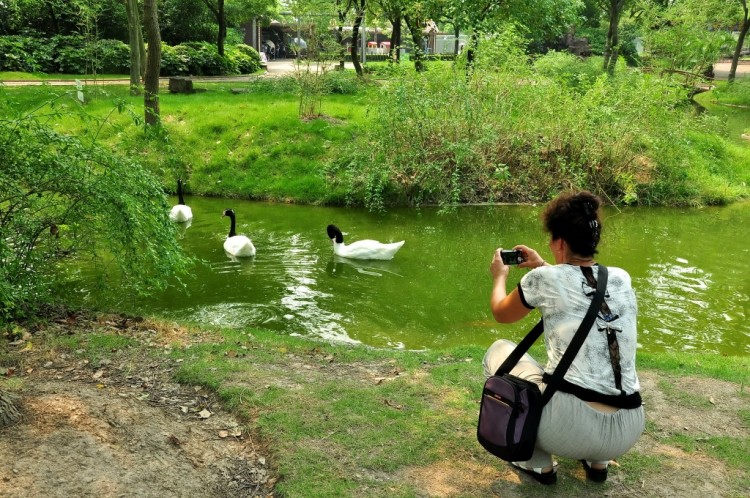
222, 209, 235, 218
327, 224, 344, 244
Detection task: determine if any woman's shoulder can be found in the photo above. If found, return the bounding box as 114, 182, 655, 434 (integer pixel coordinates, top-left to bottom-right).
600, 265, 632, 287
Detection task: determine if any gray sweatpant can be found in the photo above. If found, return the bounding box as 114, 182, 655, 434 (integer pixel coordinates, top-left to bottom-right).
483, 339, 645, 469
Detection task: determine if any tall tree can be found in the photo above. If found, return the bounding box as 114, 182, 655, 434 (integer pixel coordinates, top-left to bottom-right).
351, 0, 366, 76
600, 0, 629, 74
373, 0, 404, 62
124, 0, 143, 95
336, 0, 354, 70
729, 0, 750, 82
403, 12, 426, 71
201, 0, 227, 55
143, 0, 161, 126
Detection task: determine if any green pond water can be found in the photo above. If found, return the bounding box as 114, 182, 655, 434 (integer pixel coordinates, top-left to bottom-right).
95, 198, 749, 355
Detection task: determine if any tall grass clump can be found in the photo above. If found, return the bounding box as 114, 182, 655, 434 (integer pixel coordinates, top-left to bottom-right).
328, 33, 750, 209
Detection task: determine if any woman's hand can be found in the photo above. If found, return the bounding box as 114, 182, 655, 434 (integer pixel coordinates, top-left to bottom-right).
490, 248, 511, 280
514, 245, 547, 269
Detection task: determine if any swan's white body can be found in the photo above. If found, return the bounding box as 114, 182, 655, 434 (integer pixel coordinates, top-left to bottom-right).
169, 179, 193, 223
169, 204, 193, 223
327, 224, 404, 260
223, 209, 255, 257
224, 235, 256, 257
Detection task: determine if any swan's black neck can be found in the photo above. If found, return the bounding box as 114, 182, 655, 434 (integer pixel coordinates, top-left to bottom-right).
177, 179, 186, 205
227, 212, 236, 237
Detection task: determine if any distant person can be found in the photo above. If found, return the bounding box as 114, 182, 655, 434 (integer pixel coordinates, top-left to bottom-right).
484, 190, 645, 485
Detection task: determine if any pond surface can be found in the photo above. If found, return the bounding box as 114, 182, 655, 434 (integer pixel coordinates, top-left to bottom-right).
101, 198, 749, 355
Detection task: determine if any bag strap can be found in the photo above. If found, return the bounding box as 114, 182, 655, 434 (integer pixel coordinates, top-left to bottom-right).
494, 265, 609, 406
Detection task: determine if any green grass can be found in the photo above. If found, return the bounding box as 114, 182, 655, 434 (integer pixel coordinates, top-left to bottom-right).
5, 315, 750, 496
638, 350, 750, 384
657, 378, 714, 408
0, 82, 369, 204
162, 325, 750, 496
2, 71, 749, 208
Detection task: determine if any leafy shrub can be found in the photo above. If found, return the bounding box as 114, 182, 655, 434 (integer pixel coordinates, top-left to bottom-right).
174, 41, 232, 76
53, 35, 89, 74
328, 33, 749, 209
0, 36, 56, 72
160, 43, 190, 76
231, 44, 262, 73
532, 51, 604, 91
323, 70, 361, 94
0, 92, 191, 324
94, 39, 131, 74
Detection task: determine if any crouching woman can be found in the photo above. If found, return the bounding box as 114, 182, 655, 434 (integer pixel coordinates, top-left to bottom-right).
484, 190, 645, 485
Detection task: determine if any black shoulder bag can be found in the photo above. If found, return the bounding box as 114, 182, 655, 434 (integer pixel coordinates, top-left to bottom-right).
477, 265, 608, 462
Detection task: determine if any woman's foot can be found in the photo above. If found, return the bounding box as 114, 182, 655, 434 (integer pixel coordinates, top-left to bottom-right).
510, 461, 557, 485
579, 460, 608, 482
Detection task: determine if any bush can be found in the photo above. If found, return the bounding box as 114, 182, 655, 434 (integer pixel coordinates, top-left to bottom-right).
231, 44, 262, 73
160, 43, 190, 76
95, 39, 131, 74
0, 92, 191, 323
328, 33, 748, 209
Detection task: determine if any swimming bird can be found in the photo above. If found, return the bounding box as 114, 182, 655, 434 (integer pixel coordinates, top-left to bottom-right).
169, 179, 193, 223
222, 209, 256, 257
326, 224, 404, 260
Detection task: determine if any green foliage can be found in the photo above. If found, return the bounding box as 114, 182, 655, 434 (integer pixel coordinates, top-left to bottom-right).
328, 38, 750, 209
0, 90, 191, 324
637, 0, 735, 77
712, 79, 750, 107
0, 36, 261, 77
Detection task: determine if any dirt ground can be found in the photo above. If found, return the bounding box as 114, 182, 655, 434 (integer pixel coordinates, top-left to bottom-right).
1, 315, 748, 498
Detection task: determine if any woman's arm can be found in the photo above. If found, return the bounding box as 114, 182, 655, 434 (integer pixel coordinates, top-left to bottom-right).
490, 248, 533, 323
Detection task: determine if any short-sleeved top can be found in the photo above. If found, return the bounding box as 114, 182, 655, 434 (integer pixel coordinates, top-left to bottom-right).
518, 264, 640, 396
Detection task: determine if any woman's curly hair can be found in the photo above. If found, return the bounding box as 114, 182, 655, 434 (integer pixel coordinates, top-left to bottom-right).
542, 190, 602, 257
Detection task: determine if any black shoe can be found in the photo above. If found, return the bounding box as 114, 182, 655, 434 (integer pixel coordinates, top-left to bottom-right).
510, 462, 557, 485
580, 460, 608, 482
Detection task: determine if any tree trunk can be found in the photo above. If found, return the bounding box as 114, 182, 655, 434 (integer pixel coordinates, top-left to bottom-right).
603, 0, 625, 75
0, 391, 22, 428
125, 0, 142, 95
217, 0, 226, 56
729, 2, 749, 82
404, 14, 424, 72
143, 0, 161, 127
390, 15, 401, 62
454, 23, 460, 55
336, 0, 350, 71
351, 0, 365, 77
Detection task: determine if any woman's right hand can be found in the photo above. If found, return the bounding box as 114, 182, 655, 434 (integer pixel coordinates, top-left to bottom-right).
514, 245, 546, 269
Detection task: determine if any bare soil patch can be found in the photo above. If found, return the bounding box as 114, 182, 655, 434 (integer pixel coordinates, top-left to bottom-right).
2, 314, 749, 497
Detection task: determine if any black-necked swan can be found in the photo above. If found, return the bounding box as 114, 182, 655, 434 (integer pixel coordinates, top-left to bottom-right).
222, 209, 256, 257
326, 224, 404, 260
169, 179, 193, 223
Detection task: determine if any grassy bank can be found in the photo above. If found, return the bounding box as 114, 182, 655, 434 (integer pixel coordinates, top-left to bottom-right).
2, 66, 750, 208
0, 79, 368, 204
2, 314, 748, 497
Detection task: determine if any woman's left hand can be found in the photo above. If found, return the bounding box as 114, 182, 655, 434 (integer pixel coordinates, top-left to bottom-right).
490, 248, 510, 280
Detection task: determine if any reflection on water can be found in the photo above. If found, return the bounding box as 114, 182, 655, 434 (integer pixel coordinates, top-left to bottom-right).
78, 199, 750, 355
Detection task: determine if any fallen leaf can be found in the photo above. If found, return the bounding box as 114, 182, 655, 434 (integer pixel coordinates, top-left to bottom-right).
180, 406, 189, 414
198, 409, 212, 419
92, 370, 104, 379
218, 430, 229, 438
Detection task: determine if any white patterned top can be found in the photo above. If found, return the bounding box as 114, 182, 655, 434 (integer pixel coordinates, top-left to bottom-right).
519, 264, 641, 396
